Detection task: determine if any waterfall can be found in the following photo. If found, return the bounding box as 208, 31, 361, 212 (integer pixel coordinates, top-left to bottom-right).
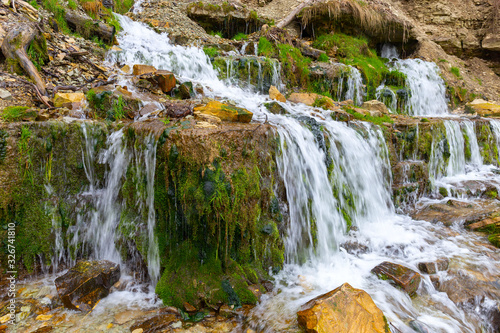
375, 84, 397, 112
336, 65, 365, 106
490, 120, 500, 157
462, 120, 483, 167
381, 44, 448, 116
71, 129, 130, 265
98, 15, 499, 332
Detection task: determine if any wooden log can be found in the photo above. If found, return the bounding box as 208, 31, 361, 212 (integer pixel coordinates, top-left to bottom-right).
64, 10, 115, 43
276, 0, 318, 29
1, 24, 47, 96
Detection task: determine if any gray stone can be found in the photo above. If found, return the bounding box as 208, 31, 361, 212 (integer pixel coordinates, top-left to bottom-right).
0, 88, 12, 100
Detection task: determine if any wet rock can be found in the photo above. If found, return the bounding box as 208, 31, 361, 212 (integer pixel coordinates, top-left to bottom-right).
130, 313, 180, 333
133, 64, 157, 76
218, 304, 237, 318
438, 269, 500, 305
269, 85, 286, 103
361, 100, 389, 115
466, 216, 500, 231
193, 101, 252, 123
261, 280, 274, 292
264, 101, 288, 115
155, 70, 176, 93
178, 82, 194, 99
417, 258, 449, 274
139, 103, 162, 117
409, 320, 430, 333
54, 260, 120, 312
297, 283, 388, 333
184, 302, 196, 312
340, 241, 369, 255
371, 261, 421, 295
164, 101, 192, 118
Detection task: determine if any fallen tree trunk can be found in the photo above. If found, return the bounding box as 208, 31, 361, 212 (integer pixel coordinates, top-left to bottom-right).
276, 0, 318, 29
1, 24, 47, 96
65, 11, 115, 43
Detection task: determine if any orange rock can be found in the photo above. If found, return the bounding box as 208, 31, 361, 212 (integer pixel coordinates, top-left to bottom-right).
155, 70, 176, 93
297, 283, 388, 333
288, 93, 335, 109
53, 92, 85, 109
193, 101, 253, 123
133, 64, 157, 76
269, 85, 286, 103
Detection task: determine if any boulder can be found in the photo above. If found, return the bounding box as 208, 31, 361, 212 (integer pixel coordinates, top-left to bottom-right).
371, 261, 421, 295
178, 82, 194, 99
269, 85, 286, 103
465, 99, 500, 117
193, 101, 253, 123
417, 258, 449, 274
53, 92, 85, 109
155, 70, 176, 93
482, 33, 500, 52
54, 260, 120, 312
133, 64, 157, 76
288, 93, 335, 109
297, 283, 388, 333
466, 216, 500, 231
362, 100, 390, 115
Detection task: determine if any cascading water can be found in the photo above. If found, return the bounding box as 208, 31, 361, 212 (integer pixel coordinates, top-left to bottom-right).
380, 44, 448, 116
336, 64, 365, 106
462, 120, 483, 167
90, 14, 499, 332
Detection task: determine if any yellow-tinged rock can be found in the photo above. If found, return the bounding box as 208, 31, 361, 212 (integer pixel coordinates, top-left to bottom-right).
288, 93, 335, 109
121, 65, 131, 73
297, 283, 388, 333
269, 85, 286, 103
0, 314, 12, 324
362, 100, 390, 115
466, 99, 500, 116
133, 64, 157, 76
53, 92, 85, 108
193, 101, 253, 123
132, 329, 144, 333
36, 314, 54, 321
107, 323, 113, 329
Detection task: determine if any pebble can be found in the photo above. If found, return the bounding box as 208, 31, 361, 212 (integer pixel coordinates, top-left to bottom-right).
0, 88, 12, 100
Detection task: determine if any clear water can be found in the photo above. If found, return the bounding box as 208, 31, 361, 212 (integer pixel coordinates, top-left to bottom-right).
44, 15, 500, 333
336, 64, 365, 106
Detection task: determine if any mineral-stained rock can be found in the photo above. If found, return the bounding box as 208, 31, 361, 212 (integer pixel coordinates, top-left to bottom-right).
465, 99, 500, 117
193, 101, 252, 123
362, 100, 390, 115
371, 261, 421, 295
130, 312, 180, 333
297, 283, 388, 333
54, 260, 120, 312
53, 92, 85, 109
133, 64, 157, 76
155, 70, 176, 93
417, 258, 449, 274
288, 92, 335, 109
269, 85, 286, 103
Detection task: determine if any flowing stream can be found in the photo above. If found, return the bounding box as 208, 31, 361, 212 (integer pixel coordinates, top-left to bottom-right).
24, 14, 500, 333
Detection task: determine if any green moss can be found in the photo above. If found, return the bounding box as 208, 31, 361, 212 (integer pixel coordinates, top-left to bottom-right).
1, 107, 36, 122
343, 106, 393, 126
204, 47, 219, 58
439, 187, 448, 197
27, 34, 49, 72
257, 37, 276, 57
313, 33, 388, 99
278, 44, 311, 88
450, 66, 461, 79
233, 33, 247, 41
0, 122, 108, 272
318, 53, 329, 62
